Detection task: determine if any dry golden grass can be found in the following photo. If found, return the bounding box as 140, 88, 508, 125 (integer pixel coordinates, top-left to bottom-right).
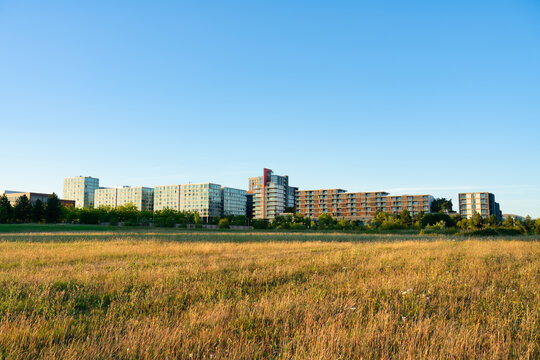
0, 237, 538, 359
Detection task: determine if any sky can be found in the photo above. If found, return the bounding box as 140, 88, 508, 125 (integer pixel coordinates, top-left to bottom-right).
0, 0, 539, 217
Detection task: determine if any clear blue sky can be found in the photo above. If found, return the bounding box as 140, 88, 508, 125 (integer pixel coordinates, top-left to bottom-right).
1, 0, 539, 217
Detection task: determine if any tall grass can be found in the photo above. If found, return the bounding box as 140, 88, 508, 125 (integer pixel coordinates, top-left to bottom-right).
0, 237, 538, 359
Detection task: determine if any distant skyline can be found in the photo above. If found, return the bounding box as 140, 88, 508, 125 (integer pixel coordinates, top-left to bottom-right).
1, 1, 539, 217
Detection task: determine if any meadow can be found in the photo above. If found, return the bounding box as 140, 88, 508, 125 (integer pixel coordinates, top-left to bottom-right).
0, 230, 538, 359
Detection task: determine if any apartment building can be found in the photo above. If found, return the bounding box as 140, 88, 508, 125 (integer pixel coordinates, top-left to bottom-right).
222, 187, 247, 217
248, 168, 296, 220
296, 189, 433, 222
94, 187, 118, 208
180, 183, 222, 220
95, 186, 154, 211
458, 192, 502, 219
63, 176, 99, 208
153, 184, 182, 211
116, 187, 154, 211
2, 191, 75, 207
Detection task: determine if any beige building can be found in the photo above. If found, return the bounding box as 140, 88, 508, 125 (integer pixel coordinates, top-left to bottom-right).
63, 176, 99, 208
180, 183, 222, 219
94, 187, 118, 208
153, 184, 182, 211
94, 186, 154, 211
458, 192, 502, 219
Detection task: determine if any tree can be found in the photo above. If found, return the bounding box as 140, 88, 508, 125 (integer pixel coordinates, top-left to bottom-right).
14, 195, 32, 223
523, 216, 534, 233
231, 215, 247, 226
371, 211, 388, 228
535, 218, 540, 234
154, 208, 178, 227
0, 194, 13, 223
486, 214, 499, 227
218, 218, 230, 229
470, 212, 483, 229
419, 213, 455, 228
430, 198, 453, 213
194, 211, 201, 225
44, 193, 62, 223
503, 216, 515, 228
32, 199, 44, 223
116, 203, 139, 225
399, 209, 412, 226
318, 213, 334, 229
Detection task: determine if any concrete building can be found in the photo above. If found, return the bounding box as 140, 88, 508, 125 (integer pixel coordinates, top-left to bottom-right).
94, 187, 118, 208
296, 189, 433, 222
180, 183, 222, 220
222, 187, 247, 217
116, 186, 154, 211
95, 186, 154, 211
248, 168, 296, 220
458, 192, 502, 219
2, 191, 75, 207
154, 184, 182, 211
63, 176, 99, 208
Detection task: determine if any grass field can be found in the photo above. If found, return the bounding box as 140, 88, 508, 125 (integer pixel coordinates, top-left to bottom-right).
0, 232, 538, 359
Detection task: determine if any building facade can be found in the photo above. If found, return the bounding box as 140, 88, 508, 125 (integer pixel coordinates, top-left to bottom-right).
153, 184, 182, 211
222, 187, 247, 217
180, 183, 222, 219
458, 192, 502, 219
248, 168, 296, 220
95, 186, 154, 211
94, 187, 118, 208
63, 176, 100, 208
116, 187, 154, 211
296, 189, 433, 222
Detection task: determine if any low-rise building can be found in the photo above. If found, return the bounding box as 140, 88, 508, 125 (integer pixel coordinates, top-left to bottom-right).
2, 191, 75, 207
296, 189, 433, 221
458, 192, 502, 219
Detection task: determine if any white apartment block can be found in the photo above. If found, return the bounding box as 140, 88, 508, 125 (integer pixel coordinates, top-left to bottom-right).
116, 186, 154, 211
180, 183, 222, 219
95, 186, 154, 211
153, 184, 182, 211
63, 176, 99, 208
94, 187, 118, 208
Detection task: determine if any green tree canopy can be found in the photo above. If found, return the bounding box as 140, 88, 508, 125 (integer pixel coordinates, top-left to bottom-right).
32, 199, 44, 223
44, 193, 62, 223
0, 194, 13, 223
430, 198, 453, 213
399, 209, 412, 226
14, 195, 32, 223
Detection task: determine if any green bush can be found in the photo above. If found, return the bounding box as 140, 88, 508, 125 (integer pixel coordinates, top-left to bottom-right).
218, 218, 230, 229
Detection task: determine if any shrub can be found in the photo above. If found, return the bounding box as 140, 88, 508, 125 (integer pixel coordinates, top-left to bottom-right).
218, 218, 230, 229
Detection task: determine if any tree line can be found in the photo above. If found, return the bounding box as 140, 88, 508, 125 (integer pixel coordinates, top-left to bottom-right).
1, 193, 539, 234
0, 193, 61, 223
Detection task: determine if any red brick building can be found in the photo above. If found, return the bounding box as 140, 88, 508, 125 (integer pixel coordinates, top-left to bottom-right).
295, 189, 433, 222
